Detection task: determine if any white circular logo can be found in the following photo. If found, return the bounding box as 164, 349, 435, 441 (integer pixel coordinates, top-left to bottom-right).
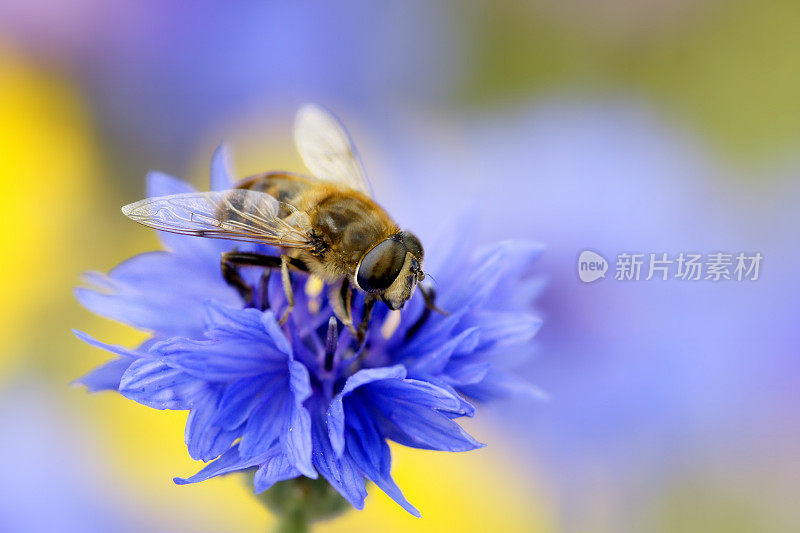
578, 250, 608, 283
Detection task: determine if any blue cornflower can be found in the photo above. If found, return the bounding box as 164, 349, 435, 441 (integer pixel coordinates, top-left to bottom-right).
75, 146, 543, 516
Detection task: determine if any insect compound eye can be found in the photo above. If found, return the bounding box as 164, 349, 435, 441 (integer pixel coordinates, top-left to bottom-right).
356, 238, 407, 293
397, 230, 424, 260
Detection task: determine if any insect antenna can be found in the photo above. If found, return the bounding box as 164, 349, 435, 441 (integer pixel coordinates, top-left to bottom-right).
423, 272, 438, 287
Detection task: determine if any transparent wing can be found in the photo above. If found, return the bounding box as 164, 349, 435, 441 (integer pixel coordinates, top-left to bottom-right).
121, 189, 313, 249
294, 104, 372, 196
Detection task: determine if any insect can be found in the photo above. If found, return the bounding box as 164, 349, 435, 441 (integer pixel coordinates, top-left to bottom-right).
121, 105, 442, 340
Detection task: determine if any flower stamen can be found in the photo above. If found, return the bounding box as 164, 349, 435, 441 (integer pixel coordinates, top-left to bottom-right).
324, 317, 338, 372
257, 270, 271, 311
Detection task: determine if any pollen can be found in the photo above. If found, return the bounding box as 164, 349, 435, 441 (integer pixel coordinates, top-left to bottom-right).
305, 276, 325, 314
380, 309, 402, 339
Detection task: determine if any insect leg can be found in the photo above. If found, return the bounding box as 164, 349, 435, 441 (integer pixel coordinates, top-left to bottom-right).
221, 252, 308, 271
221, 252, 255, 305
421, 285, 449, 316
405, 286, 448, 340
278, 254, 294, 325
220, 252, 308, 309
329, 281, 356, 335
357, 294, 377, 343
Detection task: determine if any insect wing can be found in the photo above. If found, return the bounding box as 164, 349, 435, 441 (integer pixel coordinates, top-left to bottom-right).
121, 190, 313, 249
294, 104, 373, 196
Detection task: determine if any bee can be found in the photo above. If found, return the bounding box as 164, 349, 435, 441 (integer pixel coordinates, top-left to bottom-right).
122, 105, 441, 339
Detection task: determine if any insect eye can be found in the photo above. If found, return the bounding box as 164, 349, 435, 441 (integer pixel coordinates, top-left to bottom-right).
398, 230, 424, 260
356, 238, 407, 293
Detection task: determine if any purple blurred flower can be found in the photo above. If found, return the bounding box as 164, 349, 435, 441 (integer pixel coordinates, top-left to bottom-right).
75, 146, 543, 515
0, 379, 198, 533
0, 1, 461, 166
368, 99, 800, 530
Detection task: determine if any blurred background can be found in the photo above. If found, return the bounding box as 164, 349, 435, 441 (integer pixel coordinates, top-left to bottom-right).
1, 1, 798, 531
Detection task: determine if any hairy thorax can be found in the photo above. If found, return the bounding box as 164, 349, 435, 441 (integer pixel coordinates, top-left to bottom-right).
236, 172, 399, 283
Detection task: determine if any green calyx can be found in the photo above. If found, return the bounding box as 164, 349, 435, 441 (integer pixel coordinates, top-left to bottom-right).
245, 473, 351, 533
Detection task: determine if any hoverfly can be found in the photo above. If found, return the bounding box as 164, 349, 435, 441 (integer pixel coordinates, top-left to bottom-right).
122, 105, 442, 339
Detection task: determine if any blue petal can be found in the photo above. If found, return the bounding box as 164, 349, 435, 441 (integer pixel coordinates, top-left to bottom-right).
118, 357, 206, 410
338, 365, 407, 398
460, 310, 542, 351
213, 375, 278, 430
260, 311, 293, 355
203, 304, 292, 357
310, 397, 367, 509
253, 452, 301, 494
108, 252, 219, 296
476, 240, 544, 277
73, 357, 134, 392
287, 319, 323, 373
238, 389, 291, 458
72, 330, 157, 392
204, 303, 273, 343
451, 240, 543, 310
74, 287, 159, 335
76, 252, 238, 337
398, 309, 467, 359
327, 365, 406, 457
372, 379, 466, 412
345, 400, 420, 516
381, 404, 485, 452
185, 387, 238, 461
210, 144, 235, 191
478, 242, 546, 307
404, 328, 479, 375
457, 369, 548, 402
443, 358, 490, 386
80, 270, 116, 291
234, 361, 315, 479
73, 330, 143, 360
154, 337, 287, 381
421, 217, 473, 291
414, 376, 476, 417
146, 171, 194, 198
501, 275, 547, 310
363, 379, 484, 452
174, 444, 270, 485
280, 360, 315, 478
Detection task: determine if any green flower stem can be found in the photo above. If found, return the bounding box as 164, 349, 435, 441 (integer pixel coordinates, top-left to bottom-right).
275, 508, 309, 533
244, 472, 351, 532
